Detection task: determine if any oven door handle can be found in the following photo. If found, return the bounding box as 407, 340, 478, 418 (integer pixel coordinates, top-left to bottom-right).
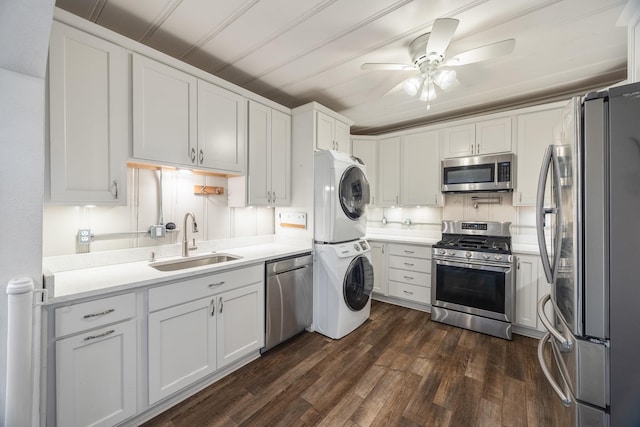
537, 332, 572, 407
537, 293, 573, 351
536, 145, 563, 285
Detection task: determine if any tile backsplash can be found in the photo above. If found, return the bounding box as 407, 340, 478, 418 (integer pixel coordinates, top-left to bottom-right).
43, 167, 275, 256
366, 193, 537, 244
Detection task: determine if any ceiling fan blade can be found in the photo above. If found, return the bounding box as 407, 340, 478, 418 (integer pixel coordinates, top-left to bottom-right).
445, 38, 515, 66
425, 18, 459, 58
361, 63, 415, 71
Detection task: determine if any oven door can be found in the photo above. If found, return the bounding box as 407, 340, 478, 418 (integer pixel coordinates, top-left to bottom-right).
431, 257, 514, 322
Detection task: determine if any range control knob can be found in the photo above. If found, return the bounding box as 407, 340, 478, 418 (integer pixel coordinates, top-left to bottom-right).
439, 249, 446, 255
465, 251, 472, 258
494, 254, 503, 261
482, 254, 491, 260
450, 250, 456, 255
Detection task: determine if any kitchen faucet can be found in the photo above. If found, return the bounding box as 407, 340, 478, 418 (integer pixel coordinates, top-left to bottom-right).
182, 212, 198, 257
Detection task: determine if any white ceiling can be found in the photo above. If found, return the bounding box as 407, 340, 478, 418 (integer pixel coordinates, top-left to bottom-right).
55, 0, 629, 134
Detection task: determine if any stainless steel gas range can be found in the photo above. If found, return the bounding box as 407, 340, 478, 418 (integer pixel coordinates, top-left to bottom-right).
431, 220, 514, 340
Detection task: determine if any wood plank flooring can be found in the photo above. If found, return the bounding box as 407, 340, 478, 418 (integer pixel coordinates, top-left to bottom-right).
142, 301, 568, 427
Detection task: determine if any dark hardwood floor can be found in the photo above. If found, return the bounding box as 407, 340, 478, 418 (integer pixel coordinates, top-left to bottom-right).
142, 300, 568, 427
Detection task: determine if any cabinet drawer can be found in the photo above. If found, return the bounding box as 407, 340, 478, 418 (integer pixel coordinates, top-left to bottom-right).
388, 244, 431, 259
389, 281, 430, 304
388, 255, 431, 274
388, 268, 430, 287
55, 292, 136, 338
148, 264, 263, 312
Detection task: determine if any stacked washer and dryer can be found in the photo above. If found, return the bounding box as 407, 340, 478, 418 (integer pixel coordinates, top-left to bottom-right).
313, 150, 374, 339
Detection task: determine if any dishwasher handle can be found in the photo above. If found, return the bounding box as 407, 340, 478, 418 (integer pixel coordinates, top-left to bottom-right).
267, 254, 313, 277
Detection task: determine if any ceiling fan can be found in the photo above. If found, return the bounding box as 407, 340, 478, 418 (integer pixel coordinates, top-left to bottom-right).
361, 18, 515, 107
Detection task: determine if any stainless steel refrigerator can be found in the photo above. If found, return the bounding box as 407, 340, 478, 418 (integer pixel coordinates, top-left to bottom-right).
536, 82, 640, 427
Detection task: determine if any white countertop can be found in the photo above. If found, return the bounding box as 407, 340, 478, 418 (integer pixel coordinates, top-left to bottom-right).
45, 238, 311, 304
366, 233, 541, 255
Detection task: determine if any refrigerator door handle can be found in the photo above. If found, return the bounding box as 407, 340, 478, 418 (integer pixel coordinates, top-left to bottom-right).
537, 332, 572, 407
536, 145, 563, 284
538, 293, 573, 350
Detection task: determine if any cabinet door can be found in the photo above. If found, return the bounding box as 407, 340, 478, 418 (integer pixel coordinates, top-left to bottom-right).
352, 138, 378, 206
315, 111, 335, 150
476, 117, 512, 155
402, 130, 441, 206
514, 108, 562, 205
378, 137, 401, 207
514, 255, 540, 329
270, 109, 292, 206
334, 119, 351, 153
442, 123, 475, 158
369, 242, 387, 295
132, 54, 197, 165
217, 283, 264, 369
148, 297, 217, 404
56, 320, 137, 427
247, 101, 271, 206
197, 80, 246, 173
48, 22, 127, 205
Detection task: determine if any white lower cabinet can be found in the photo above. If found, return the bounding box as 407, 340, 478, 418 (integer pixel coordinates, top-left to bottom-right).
147, 265, 264, 405
369, 241, 387, 295
217, 283, 264, 368
148, 296, 217, 404
55, 293, 137, 427
387, 243, 432, 305
514, 253, 551, 332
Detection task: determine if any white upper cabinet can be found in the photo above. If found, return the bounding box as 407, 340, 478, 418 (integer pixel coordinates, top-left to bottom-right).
401, 130, 441, 206
132, 54, 197, 166
442, 117, 511, 158
315, 110, 352, 153
197, 80, 246, 174
246, 101, 291, 206
378, 136, 401, 207
351, 137, 378, 206
48, 21, 127, 205
132, 54, 247, 174
513, 106, 563, 206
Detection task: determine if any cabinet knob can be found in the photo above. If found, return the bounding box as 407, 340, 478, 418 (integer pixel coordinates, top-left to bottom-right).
199, 149, 204, 164
190, 147, 196, 163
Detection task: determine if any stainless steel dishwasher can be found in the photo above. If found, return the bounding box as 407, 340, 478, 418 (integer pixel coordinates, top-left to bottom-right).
262, 252, 313, 352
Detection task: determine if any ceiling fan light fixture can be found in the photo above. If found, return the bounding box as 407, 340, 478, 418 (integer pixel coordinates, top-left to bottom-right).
419, 82, 437, 102
403, 75, 424, 97
433, 69, 456, 90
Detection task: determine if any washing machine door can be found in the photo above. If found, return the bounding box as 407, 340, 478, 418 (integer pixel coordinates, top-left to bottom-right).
343, 255, 374, 311
339, 166, 370, 221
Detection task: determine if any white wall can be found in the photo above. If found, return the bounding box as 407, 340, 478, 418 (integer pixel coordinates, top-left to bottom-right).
0, 0, 55, 423
43, 168, 275, 256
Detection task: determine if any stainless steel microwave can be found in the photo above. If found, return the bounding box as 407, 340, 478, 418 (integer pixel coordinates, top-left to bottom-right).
441, 153, 515, 193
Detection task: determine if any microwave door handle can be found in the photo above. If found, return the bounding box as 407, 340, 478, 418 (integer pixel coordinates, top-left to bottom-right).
536, 145, 555, 283
537, 332, 572, 407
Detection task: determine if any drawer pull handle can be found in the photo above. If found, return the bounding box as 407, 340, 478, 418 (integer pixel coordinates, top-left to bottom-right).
84, 329, 115, 341
83, 309, 115, 319
403, 290, 414, 295
403, 275, 415, 280
403, 263, 414, 267
404, 250, 414, 254
208, 281, 225, 288
219, 298, 224, 314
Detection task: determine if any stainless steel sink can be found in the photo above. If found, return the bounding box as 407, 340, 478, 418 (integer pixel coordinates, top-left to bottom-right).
150, 253, 242, 271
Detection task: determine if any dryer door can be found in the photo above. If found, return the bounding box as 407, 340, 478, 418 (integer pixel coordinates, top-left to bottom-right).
343, 255, 374, 311
339, 166, 370, 220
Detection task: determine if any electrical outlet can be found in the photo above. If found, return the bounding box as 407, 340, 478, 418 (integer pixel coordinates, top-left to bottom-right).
78, 229, 91, 245
149, 225, 166, 239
